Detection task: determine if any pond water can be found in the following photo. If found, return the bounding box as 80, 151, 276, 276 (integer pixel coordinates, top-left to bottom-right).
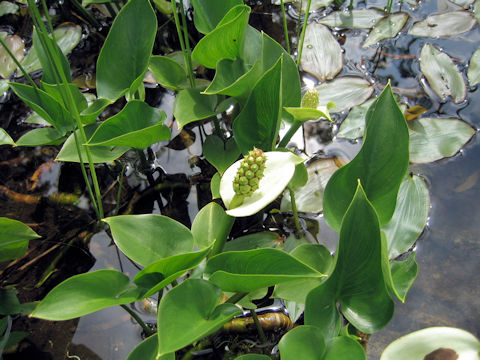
1, 0, 479, 359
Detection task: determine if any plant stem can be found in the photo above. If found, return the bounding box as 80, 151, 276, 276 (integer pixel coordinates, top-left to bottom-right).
296, 0, 312, 67
289, 187, 303, 236
171, 0, 195, 88
114, 162, 126, 216
0, 37, 37, 88
226, 292, 248, 304
280, 0, 291, 54
250, 310, 268, 346
278, 120, 302, 148
179, 0, 196, 87
120, 304, 153, 337
70, 0, 102, 28
386, 0, 393, 13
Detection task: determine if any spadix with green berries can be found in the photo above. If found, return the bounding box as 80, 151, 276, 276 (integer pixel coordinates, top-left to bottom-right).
220, 150, 304, 217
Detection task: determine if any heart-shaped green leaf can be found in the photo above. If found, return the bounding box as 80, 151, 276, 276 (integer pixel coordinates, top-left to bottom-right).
191, 5, 251, 69
279, 325, 326, 360
191, 202, 234, 250
223, 232, 283, 251
0, 128, 14, 146
233, 56, 283, 154
96, 0, 157, 100
15, 128, 65, 146
133, 247, 211, 298
126, 335, 175, 360
149, 55, 188, 90
80, 98, 113, 125
190, 0, 243, 34
323, 83, 409, 232
306, 182, 394, 337
390, 253, 418, 302
87, 100, 170, 149
205, 248, 325, 292
31, 270, 142, 320
203, 135, 240, 175
103, 214, 194, 267
324, 336, 366, 360
157, 279, 242, 356
220, 151, 304, 217
0, 217, 41, 262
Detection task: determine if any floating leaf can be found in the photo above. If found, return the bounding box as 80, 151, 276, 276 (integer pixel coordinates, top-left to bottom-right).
0, 34, 23, 78
191, 202, 234, 250
323, 84, 409, 232
191, 5, 251, 69
363, 12, 409, 48
390, 253, 418, 302
468, 47, 480, 86
103, 214, 194, 267
278, 325, 326, 360
318, 9, 385, 29
220, 151, 304, 217
281, 157, 339, 213
383, 174, 430, 259
447, 0, 475, 8
16, 127, 65, 146
190, 0, 243, 34
420, 44, 466, 103
20, 24, 81, 74
149, 55, 187, 90
408, 11, 476, 37
0, 217, 41, 262
381, 327, 480, 360
205, 248, 324, 293
96, 0, 157, 100
271, 0, 335, 11
203, 135, 241, 175
409, 117, 475, 163
87, 100, 170, 149
157, 279, 242, 356
0, 1, 19, 16
315, 77, 373, 113
0, 128, 14, 145
337, 98, 375, 139
301, 23, 342, 82
56, 123, 129, 163
306, 183, 394, 338
31, 270, 142, 320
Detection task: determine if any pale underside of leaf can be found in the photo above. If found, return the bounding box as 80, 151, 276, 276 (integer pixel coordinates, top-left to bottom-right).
318, 9, 386, 29
363, 12, 409, 48
408, 11, 476, 38
467, 47, 480, 86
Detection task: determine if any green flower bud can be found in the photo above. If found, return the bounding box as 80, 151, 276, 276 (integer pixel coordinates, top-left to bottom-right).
232, 148, 267, 197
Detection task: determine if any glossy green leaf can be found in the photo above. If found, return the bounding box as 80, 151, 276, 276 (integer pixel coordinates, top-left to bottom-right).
0, 128, 14, 145
315, 76, 373, 113
205, 248, 324, 292
220, 151, 304, 217
191, 5, 251, 69
233, 57, 282, 154
336, 98, 375, 139
21, 24, 81, 74
173, 87, 225, 128
283, 105, 333, 122
0, 1, 19, 16
383, 174, 430, 259
211, 172, 221, 199
31, 270, 142, 320
409, 117, 475, 163
157, 279, 242, 356
468, 47, 480, 86
420, 44, 466, 104
323, 84, 409, 232
40, 82, 87, 112
9, 83, 73, 135
96, 0, 157, 100
390, 253, 418, 302
224, 232, 283, 251
126, 336, 174, 360
235, 355, 271, 360
149, 55, 187, 90
279, 325, 326, 360
408, 11, 476, 37
363, 12, 409, 48
273, 244, 333, 303
324, 336, 366, 360
318, 9, 385, 29
381, 327, 480, 360
0, 34, 23, 78
306, 183, 394, 337
103, 214, 194, 267
301, 23, 342, 82
133, 247, 211, 298
80, 98, 113, 125
0, 289, 21, 315
203, 135, 241, 175
203, 58, 263, 104
56, 123, 129, 163
16, 127, 65, 146
190, 0, 243, 34
192, 202, 234, 250
0, 217, 41, 262
87, 100, 170, 149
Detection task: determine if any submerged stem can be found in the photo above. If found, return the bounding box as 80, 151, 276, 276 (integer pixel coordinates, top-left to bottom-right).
120, 304, 153, 337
